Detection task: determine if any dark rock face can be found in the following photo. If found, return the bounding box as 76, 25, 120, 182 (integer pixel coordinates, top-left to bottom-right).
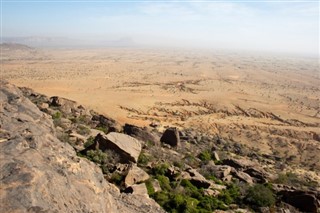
123, 123, 160, 145
160, 127, 180, 147
92, 114, 122, 133
279, 190, 320, 213
0, 81, 164, 213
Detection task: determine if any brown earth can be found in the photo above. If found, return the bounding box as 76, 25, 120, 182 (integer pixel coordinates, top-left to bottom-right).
1, 44, 319, 178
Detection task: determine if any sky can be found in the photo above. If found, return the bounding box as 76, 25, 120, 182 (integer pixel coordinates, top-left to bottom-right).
1, 0, 319, 56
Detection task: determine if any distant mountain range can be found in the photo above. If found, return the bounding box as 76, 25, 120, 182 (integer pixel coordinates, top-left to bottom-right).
2, 36, 136, 48
0, 42, 34, 51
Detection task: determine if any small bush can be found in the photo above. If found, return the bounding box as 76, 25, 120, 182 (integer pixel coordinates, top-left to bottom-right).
157, 175, 172, 191
218, 183, 240, 205
145, 179, 155, 195
52, 111, 62, 120
95, 126, 109, 134
245, 184, 275, 207
86, 150, 108, 164
138, 152, 151, 166
110, 173, 125, 185
76, 125, 91, 135
84, 136, 95, 148
152, 163, 170, 176
198, 150, 212, 161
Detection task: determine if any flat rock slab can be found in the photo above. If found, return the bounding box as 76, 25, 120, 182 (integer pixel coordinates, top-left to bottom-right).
104, 132, 142, 163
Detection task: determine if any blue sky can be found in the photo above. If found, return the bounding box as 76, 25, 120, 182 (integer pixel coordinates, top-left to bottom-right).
1, 0, 319, 55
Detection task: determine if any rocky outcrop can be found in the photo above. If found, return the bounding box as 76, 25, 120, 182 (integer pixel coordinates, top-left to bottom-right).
0, 81, 164, 213
123, 123, 160, 145
210, 165, 232, 179
183, 168, 212, 188
278, 190, 320, 213
91, 114, 122, 133
125, 165, 150, 187
84, 132, 142, 163
160, 127, 180, 147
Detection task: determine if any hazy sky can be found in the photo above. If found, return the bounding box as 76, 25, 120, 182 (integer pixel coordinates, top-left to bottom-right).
1, 0, 319, 56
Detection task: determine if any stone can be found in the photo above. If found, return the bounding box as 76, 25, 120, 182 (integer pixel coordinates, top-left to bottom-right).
210, 165, 232, 179
91, 114, 122, 133
278, 190, 320, 213
222, 175, 233, 182
84, 132, 142, 163
125, 183, 148, 196
39, 102, 49, 110
212, 151, 220, 161
185, 168, 212, 188
160, 127, 180, 147
203, 189, 220, 197
69, 132, 86, 144
222, 158, 256, 169
49, 96, 78, 114
125, 165, 150, 187
233, 171, 254, 184
243, 167, 268, 183
123, 123, 160, 145
152, 179, 162, 192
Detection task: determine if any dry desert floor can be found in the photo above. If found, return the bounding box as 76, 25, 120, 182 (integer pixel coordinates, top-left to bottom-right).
1, 46, 320, 179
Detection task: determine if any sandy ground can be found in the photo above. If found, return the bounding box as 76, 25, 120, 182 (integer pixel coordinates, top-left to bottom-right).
1, 46, 320, 174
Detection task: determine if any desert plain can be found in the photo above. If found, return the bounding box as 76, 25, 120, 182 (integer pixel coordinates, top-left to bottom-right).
1, 44, 320, 179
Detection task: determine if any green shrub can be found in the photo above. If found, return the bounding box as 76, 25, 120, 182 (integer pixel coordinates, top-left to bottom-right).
84, 136, 95, 148
153, 163, 170, 176
86, 150, 108, 164
138, 152, 151, 166
110, 173, 124, 185
198, 150, 212, 161
218, 183, 241, 205
145, 179, 155, 195
95, 126, 109, 134
173, 161, 183, 169
152, 191, 170, 207
245, 184, 275, 207
76, 125, 91, 135
52, 111, 62, 120
157, 175, 172, 191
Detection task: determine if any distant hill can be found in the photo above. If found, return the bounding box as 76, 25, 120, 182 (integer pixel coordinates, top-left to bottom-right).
2, 36, 136, 48
0, 42, 34, 51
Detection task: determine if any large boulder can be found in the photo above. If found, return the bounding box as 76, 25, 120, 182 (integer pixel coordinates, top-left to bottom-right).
210, 165, 232, 179
278, 190, 320, 213
91, 114, 122, 133
125, 183, 148, 196
222, 158, 256, 169
243, 167, 269, 183
160, 127, 180, 147
84, 132, 142, 163
123, 123, 160, 145
184, 168, 212, 188
125, 165, 150, 187
232, 171, 254, 184
0, 81, 164, 213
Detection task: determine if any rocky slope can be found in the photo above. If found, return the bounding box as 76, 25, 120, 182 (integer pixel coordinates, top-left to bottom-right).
0, 81, 164, 213
1, 81, 319, 213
